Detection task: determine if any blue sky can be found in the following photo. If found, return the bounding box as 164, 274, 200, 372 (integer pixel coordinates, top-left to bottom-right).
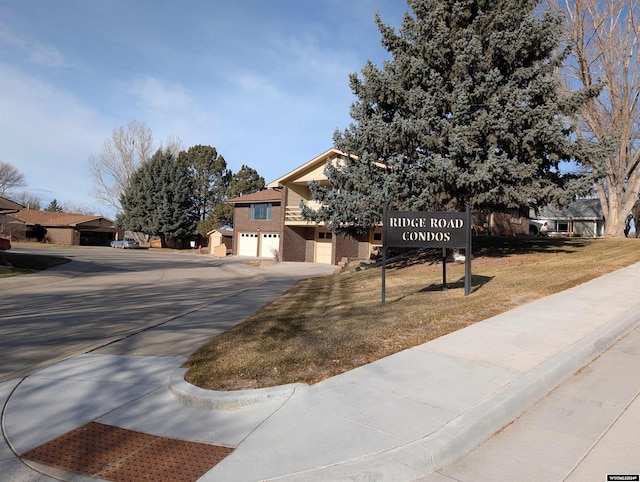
0, 0, 406, 216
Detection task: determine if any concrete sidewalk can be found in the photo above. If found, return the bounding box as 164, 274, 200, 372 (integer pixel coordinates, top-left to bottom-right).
423, 323, 640, 481
2, 262, 640, 481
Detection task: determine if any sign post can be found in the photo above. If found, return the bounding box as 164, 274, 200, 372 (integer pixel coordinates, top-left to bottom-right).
464, 204, 471, 296
442, 248, 447, 290
382, 204, 388, 305
382, 205, 472, 303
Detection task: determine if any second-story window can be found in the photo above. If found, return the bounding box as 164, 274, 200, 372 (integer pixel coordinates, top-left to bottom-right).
250, 203, 272, 220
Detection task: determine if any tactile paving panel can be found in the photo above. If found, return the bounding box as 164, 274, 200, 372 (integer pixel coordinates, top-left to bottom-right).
22, 422, 234, 482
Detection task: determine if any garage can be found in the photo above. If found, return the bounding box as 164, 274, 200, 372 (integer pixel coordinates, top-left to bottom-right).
259, 233, 280, 258
314, 231, 333, 264
80, 230, 114, 246
238, 232, 259, 256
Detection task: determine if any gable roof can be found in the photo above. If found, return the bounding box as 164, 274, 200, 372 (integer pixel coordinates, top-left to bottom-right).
206, 228, 234, 236
0, 196, 24, 212
536, 198, 604, 221
267, 148, 349, 188
227, 189, 282, 204
8, 209, 115, 227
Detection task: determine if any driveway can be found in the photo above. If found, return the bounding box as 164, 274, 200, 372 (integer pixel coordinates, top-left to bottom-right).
0, 246, 334, 383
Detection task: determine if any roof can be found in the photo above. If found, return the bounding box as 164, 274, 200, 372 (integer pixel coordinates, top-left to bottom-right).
267, 148, 349, 188
536, 198, 604, 221
206, 228, 234, 236
8, 209, 115, 227
226, 189, 283, 204
0, 196, 24, 212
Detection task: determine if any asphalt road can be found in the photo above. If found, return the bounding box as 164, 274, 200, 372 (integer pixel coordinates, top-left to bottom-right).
0, 245, 306, 383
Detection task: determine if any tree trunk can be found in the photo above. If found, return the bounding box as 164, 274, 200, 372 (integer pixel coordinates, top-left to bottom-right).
600, 183, 639, 237
559, 0, 640, 239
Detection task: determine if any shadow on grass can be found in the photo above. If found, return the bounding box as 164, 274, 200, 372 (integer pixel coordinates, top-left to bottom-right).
264, 316, 307, 341
3, 252, 70, 269
389, 275, 494, 303
472, 236, 587, 258
419, 274, 494, 293
379, 236, 588, 271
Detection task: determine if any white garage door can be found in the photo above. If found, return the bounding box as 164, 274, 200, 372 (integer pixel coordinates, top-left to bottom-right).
259, 233, 280, 258
315, 231, 333, 264
238, 232, 259, 256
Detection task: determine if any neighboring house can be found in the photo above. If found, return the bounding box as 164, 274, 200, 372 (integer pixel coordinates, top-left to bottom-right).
0, 196, 23, 250
226, 189, 284, 259
0, 195, 24, 214
0, 209, 118, 246
530, 198, 605, 238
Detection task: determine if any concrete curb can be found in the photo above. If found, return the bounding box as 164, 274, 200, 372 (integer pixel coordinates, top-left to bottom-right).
168, 368, 308, 410
272, 303, 640, 481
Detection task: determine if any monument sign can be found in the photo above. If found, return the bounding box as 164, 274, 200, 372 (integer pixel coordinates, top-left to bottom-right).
381, 205, 472, 302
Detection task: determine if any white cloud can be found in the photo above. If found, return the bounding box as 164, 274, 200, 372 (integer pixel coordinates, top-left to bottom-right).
130, 77, 194, 113
0, 0, 406, 212
0, 24, 70, 69
127, 76, 222, 154
235, 73, 283, 99
0, 64, 109, 212
0, 64, 105, 155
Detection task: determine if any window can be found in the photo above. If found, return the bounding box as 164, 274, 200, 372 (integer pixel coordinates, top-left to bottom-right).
250, 203, 272, 220
318, 232, 332, 240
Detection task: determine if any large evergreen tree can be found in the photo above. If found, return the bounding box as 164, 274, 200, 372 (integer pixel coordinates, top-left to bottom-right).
195, 164, 265, 235
44, 199, 63, 212
305, 0, 603, 234
228, 165, 266, 198
118, 148, 198, 242
177, 145, 231, 221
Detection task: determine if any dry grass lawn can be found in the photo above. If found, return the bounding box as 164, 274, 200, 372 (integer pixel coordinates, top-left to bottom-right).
183, 237, 640, 391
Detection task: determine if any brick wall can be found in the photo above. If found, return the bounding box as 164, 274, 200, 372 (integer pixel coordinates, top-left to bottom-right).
232, 202, 282, 254
282, 226, 313, 262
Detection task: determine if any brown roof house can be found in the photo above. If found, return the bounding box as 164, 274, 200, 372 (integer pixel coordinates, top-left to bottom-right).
270, 148, 383, 264
228, 148, 382, 265
0, 195, 24, 214
0, 196, 24, 250
226, 189, 284, 259
0, 209, 117, 246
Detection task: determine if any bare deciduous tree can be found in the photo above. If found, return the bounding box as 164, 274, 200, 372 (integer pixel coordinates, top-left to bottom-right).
558, 0, 640, 236
89, 120, 154, 214
161, 135, 184, 159
0, 161, 26, 197
14, 191, 42, 210
59, 202, 96, 215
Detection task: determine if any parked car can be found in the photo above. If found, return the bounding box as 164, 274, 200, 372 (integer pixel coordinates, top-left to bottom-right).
110, 238, 139, 249
529, 220, 549, 236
